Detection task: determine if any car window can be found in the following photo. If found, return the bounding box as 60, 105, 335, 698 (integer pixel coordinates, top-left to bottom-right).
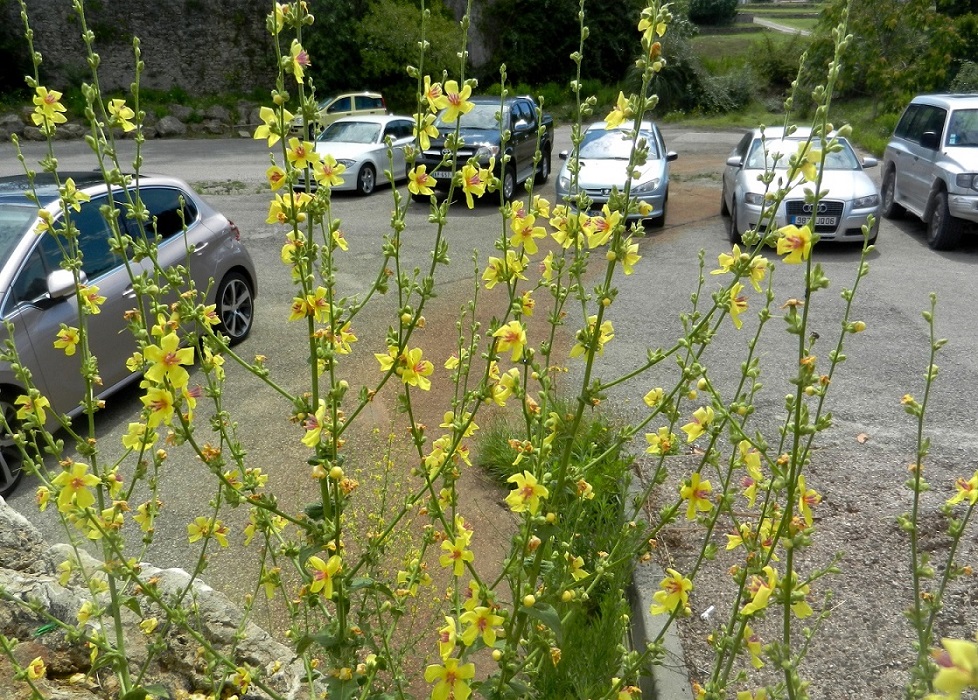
321, 121, 382, 144
436, 103, 500, 130
0, 203, 38, 264
579, 129, 661, 159
356, 95, 384, 111
8, 229, 62, 307
894, 105, 921, 140
915, 106, 947, 145
327, 96, 352, 114
948, 109, 978, 147
747, 138, 859, 170
512, 101, 532, 126
127, 187, 198, 241
73, 195, 127, 279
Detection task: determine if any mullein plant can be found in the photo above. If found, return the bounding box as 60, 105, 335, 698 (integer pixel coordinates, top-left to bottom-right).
1, 1, 976, 699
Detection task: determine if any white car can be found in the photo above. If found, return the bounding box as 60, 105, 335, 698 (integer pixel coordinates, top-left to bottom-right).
298, 115, 415, 196
721, 127, 880, 245
555, 120, 677, 227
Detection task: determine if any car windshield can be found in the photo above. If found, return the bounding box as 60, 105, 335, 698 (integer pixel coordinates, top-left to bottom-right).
0, 203, 38, 263
320, 121, 381, 144
435, 103, 504, 130
948, 109, 978, 147
745, 138, 860, 170
579, 129, 661, 160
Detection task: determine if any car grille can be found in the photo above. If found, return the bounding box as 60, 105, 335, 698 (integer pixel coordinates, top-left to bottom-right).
785, 200, 844, 232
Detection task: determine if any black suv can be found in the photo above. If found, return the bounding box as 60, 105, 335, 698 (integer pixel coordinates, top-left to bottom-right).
415, 95, 554, 202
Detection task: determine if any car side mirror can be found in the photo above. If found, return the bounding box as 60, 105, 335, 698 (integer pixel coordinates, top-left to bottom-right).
513, 119, 531, 132
559, 150, 569, 160
47, 269, 81, 301
667, 151, 679, 162
861, 157, 878, 168
920, 131, 940, 150
726, 155, 743, 167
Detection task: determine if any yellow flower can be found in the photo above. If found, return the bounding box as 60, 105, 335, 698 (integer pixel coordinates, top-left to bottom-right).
32, 86, 67, 127
566, 552, 589, 581
61, 177, 91, 212
744, 625, 764, 669
650, 568, 692, 615
459, 161, 490, 209
133, 501, 158, 532
187, 516, 229, 547
51, 461, 101, 511
414, 111, 439, 150
505, 471, 549, 514
604, 91, 631, 129
254, 105, 293, 147
140, 617, 159, 634
437, 617, 457, 659
459, 606, 504, 647
16, 393, 50, 425
408, 165, 437, 196
680, 472, 713, 520
587, 204, 622, 248
107, 98, 136, 132
53, 325, 80, 356
510, 213, 547, 254
266, 164, 287, 190
286, 137, 320, 171
288, 40, 311, 83
36, 486, 51, 511
797, 474, 821, 526
794, 141, 821, 182
314, 154, 346, 188
307, 554, 342, 598
26, 656, 46, 680
741, 565, 778, 616
400, 347, 434, 390
141, 386, 175, 427
570, 315, 614, 358
301, 400, 329, 448
645, 426, 678, 456
492, 367, 521, 406
932, 637, 978, 698
620, 238, 641, 275
644, 387, 664, 407
143, 332, 194, 389
948, 471, 978, 506
639, 8, 667, 42
776, 224, 813, 264
681, 406, 714, 442
423, 76, 444, 111
424, 658, 476, 700
492, 320, 527, 362
728, 282, 748, 329
79, 284, 106, 315
77, 600, 94, 625
438, 80, 474, 123
440, 537, 475, 577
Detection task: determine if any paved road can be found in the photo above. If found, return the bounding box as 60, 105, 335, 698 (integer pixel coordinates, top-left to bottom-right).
4, 127, 978, 628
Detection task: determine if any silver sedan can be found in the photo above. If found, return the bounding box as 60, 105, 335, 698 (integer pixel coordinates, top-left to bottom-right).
721, 127, 881, 245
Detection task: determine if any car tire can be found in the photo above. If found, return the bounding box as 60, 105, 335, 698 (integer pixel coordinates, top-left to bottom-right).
0, 396, 24, 498
727, 201, 742, 244
356, 164, 376, 196
880, 169, 903, 219
648, 191, 667, 229
534, 148, 551, 186
498, 167, 516, 203
411, 192, 429, 204
720, 186, 730, 217
927, 190, 963, 251
215, 271, 255, 345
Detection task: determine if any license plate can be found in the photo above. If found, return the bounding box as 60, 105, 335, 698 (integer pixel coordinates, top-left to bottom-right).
792, 215, 837, 227
433, 171, 453, 180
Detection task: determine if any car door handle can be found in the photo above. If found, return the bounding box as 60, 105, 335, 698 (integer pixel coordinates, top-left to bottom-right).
191, 241, 209, 253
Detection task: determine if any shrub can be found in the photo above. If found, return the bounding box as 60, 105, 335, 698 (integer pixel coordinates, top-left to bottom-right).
688, 0, 739, 26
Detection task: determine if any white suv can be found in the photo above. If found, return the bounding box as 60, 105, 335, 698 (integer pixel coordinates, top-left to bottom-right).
882, 93, 978, 249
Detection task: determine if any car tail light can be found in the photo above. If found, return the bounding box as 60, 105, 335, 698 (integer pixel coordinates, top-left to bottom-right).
228, 220, 241, 241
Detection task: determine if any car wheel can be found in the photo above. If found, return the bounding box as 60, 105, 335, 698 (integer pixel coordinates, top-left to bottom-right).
534, 149, 551, 186
727, 201, 742, 244
215, 271, 255, 345
498, 167, 516, 203
0, 397, 24, 498
927, 190, 962, 251
648, 191, 667, 229
880, 169, 903, 219
720, 186, 730, 217
356, 164, 376, 196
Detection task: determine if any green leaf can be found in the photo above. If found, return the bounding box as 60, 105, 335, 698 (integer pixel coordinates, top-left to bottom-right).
327, 676, 359, 700
523, 602, 563, 644
121, 686, 168, 700
122, 596, 143, 617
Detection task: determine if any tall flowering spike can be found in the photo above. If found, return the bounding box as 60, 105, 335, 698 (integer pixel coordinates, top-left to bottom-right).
776, 224, 813, 264
424, 658, 476, 700
680, 472, 714, 520
438, 80, 474, 123
650, 568, 692, 615
505, 471, 549, 514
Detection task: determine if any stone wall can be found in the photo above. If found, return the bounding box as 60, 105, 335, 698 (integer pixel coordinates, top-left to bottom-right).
7, 0, 276, 94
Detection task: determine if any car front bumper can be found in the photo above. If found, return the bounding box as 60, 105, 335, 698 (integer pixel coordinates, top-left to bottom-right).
739, 199, 880, 241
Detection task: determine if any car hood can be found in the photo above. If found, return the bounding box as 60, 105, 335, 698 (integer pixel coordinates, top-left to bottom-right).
742, 169, 878, 199
939, 146, 978, 171
570, 158, 666, 188
313, 142, 376, 160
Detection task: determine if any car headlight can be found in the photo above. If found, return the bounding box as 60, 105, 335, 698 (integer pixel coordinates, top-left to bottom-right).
557, 172, 571, 191
474, 143, 500, 161
633, 177, 661, 194
955, 173, 978, 191
744, 192, 765, 206
852, 194, 880, 209
337, 159, 356, 168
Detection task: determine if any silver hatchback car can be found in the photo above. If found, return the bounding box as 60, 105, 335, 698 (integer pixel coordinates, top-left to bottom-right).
0, 172, 257, 496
